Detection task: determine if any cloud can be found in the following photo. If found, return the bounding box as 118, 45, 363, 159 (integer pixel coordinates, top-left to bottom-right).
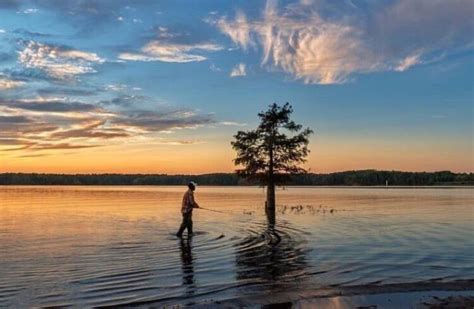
18, 41, 105, 79
2, 98, 99, 113
103, 84, 141, 92
0, 29, 6, 34
0, 114, 59, 142
13, 29, 52, 38
36, 87, 99, 97
2, 67, 52, 82
119, 41, 223, 63
209, 63, 222, 72
216, 0, 474, 84
19, 142, 100, 151
0, 110, 108, 151
395, 51, 424, 72
113, 109, 215, 132
0, 96, 104, 147
156, 139, 204, 146
0, 115, 31, 124
217, 11, 253, 51
18, 8, 39, 14
220, 121, 247, 126
0, 93, 217, 153
0, 78, 25, 90
104, 84, 128, 92
50, 120, 130, 140
17, 153, 49, 158
98, 94, 149, 109
230, 63, 247, 77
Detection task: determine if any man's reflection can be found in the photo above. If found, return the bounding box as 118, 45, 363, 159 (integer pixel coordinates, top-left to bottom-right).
179, 236, 196, 296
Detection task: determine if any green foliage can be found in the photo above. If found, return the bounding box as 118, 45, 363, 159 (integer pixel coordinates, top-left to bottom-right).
231, 103, 313, 185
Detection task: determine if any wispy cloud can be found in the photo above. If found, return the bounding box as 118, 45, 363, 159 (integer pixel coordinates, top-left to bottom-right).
395, 51, 424, 72
18, 8, 39, 14
0, 114, 60, 142
0, 77, 24, 90
36, 87, 99, 97
113, 109, 215, 132
119, 27, 223, 63
17, 153, 49, 158
13, 28, 52, 38
15, 142, 101, 151
119, 40, 223, 63
155, 139, 205, 146
230, 63, 247, 77
0, 94, 216, 153
220, 121, 247, 126
18, 41, 105, 79
103, 84, 141, 92
49, 120, 130, 140
1, 98, 99, 113
215, 0, 474, 84
217, 11, 253, 51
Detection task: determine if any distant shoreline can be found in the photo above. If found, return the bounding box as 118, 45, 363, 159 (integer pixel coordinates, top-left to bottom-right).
1, 170, 472, 186
1, 185, 473, 189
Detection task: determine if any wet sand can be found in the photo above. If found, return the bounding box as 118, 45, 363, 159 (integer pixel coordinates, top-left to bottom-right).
188, 280, 474, 308
297, 293, 474, 309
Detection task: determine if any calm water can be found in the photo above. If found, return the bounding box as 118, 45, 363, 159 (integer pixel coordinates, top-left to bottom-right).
1, 186, 473, 307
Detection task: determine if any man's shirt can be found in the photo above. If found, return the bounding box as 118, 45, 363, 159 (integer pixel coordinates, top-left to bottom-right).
181, 189, 196, 214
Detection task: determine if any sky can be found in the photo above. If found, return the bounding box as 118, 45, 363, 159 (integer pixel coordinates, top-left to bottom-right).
0, 0, 473, 174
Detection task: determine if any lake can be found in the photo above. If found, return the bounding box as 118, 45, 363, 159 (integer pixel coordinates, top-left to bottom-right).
0, 186, 473, 307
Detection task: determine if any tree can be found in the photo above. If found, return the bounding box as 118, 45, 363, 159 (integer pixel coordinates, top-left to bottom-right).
231, 103, 313, 211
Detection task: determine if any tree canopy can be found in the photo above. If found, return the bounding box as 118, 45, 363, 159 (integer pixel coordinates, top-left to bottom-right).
232, 103, 313, 183
231, 103, 313, 208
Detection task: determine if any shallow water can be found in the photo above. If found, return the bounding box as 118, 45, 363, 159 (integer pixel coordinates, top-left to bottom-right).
0, 186, 473, 307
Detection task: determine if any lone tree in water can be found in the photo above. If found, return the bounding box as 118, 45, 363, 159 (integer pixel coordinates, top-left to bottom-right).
231, 103, 313, 211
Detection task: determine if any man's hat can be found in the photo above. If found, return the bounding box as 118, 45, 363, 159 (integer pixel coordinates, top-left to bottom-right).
189, 181, 197, 187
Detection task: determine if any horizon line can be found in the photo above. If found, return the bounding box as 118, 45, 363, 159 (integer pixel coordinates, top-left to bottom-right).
1, 169, 472, 176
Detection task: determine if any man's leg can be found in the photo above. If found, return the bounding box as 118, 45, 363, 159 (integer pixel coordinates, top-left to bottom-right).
187, 215, 193, 235
176, 214, 187, 237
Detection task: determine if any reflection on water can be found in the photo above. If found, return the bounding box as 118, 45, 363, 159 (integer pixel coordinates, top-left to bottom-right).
0, 186, 473, 307
235, 209, 308, 288
180, 237, 196, 297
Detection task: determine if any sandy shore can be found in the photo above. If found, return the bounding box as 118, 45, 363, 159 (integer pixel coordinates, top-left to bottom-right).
190, 280, 474, 308
293, 291, 474, 309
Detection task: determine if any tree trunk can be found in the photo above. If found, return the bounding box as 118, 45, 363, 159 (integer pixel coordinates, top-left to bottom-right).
266, 180, 275, 211
266, 205, 276, 229
266, 124, 276, 211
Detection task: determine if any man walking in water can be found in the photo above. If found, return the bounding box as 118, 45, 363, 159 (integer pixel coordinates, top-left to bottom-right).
177, 181, 200, 237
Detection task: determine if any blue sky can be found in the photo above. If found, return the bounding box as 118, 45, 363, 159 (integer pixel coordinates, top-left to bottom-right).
0, 0, 473, 173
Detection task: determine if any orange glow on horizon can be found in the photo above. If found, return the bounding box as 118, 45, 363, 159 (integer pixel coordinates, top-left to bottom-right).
1, 137, 472, 174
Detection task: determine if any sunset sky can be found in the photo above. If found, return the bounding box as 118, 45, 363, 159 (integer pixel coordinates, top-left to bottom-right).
0, 0, 473, 174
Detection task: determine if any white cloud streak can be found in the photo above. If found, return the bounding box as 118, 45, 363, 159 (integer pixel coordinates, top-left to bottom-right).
119, 41, 223, 63
0, 78, 25, 90
230, 63, 247, 77
18, 41, 105, 79
216, 0, 474, 84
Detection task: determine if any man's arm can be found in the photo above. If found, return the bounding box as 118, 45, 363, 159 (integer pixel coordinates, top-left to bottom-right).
190, 193, 199, 208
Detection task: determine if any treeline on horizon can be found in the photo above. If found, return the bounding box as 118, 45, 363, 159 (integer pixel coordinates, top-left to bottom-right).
0, 170, 472, 186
